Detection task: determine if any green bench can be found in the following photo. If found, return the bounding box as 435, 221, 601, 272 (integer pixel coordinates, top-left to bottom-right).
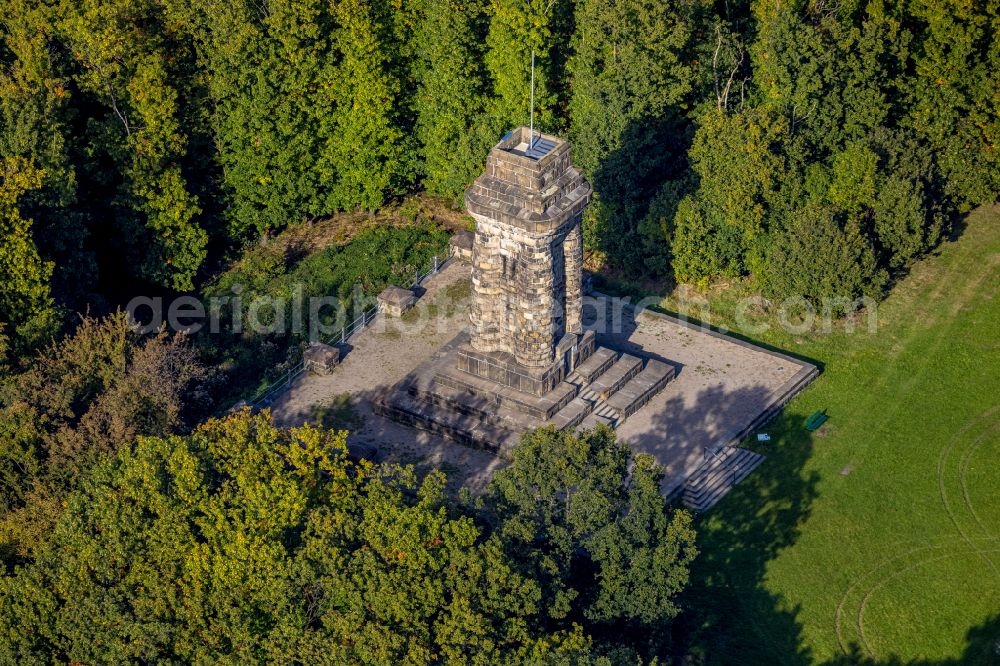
805, 410, 828, 431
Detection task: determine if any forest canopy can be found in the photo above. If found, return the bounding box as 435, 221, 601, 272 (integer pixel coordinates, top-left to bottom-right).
1, 0, 997, 356
0, 412, 696, 663
0, 0, 997, 661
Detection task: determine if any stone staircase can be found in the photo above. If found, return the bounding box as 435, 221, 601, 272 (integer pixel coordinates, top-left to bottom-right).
667, 359, 818, 510
547, 352, 674, 433
677, 446, 766, 511
565, 347, 616, 387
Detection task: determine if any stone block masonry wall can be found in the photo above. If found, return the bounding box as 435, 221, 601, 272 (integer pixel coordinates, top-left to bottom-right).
468, 216, 575, 367
563, 219, 583, 334
465, 126, 592, 373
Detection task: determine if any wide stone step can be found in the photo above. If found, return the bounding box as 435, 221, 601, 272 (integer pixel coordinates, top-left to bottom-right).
547, 396, 592, 430
604, 359, 675, 420
406, 380, 504, 425
565, 347, 617, 387
587, 354, 642, 401
375, 390, 516, 452
408, 378, 564, 433
577, 411, 616, 432
432, 362, 576, 421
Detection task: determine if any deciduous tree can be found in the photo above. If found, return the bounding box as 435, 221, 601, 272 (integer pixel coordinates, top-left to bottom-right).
412, 0, 494, 198
0, 412, 594, 663
487, 425, 697, 638
0, 311, 207, 561
58, 0, 207, 290
0, 157, 58, 358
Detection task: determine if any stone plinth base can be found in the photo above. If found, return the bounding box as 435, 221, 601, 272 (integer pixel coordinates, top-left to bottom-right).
449, 231, 474, 261
375, 329, 674, 455
456, 330, 596, 396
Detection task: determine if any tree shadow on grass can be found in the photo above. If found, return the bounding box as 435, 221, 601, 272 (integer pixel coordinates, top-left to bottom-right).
826, 613, 1000, 666
670, 400, 1000, 666
671, 405, 821, 665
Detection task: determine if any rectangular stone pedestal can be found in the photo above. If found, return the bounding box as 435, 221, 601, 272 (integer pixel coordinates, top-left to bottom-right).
376, 329, 674, 455
455, 330, 596, 396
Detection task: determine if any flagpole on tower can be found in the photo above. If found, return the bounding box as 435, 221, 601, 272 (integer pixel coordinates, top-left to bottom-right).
529, 50, 535, 149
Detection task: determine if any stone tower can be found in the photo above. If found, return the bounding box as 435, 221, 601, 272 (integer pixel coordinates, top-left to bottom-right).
379, 126, 677, 447
460, 126, 594, 395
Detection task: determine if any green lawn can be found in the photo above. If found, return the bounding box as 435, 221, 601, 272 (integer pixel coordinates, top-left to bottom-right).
666, 206, 1000, 665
